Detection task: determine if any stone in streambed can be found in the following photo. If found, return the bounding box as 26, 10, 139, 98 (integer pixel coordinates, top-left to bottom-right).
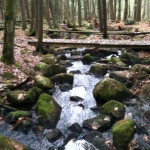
82, 54, 94, 64
37, 93, 62, 129
70, 96, 84, 102
68, 123, 83, 134
40, 54, 57, 65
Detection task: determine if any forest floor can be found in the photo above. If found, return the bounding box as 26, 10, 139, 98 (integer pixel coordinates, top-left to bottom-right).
0, 21, 150, 93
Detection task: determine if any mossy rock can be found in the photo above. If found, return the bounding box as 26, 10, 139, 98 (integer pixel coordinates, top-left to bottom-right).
37, 93, 62, 128
140, 83, 150, 103
131, 64, 150, 74
119, 52, 141, 65
109, 57, 126, 66
112, 119, 135, 150
89, 63, 107, 76
7, 90, 37, 105
40, 54, 57, 65
33, 62, 52, 77
34, 75, 53, 90
50, 73, 74, 84
51, 64, 67, 76
5, 111, 31, 124
0, 135, 32, 150
30, 87, 43, 97
82, 54, 94, 64
93, 78, 132, 103
100, 100, 125, 121
125, 18, 136, 25
2, 72, 16, 80
58, 54, 67, 60
143, 55, 150, 65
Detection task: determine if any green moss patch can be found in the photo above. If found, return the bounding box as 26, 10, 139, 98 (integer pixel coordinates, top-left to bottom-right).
2, 72, 16, 80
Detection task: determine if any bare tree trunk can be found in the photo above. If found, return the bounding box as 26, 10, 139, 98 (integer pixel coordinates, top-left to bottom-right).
136, 0, 141, 21
44, 0, 51, 27
142, 0, 146, 19
102, 0, 107, 38
35, 0, 38, 36
117, 0, 121, 21
1, 0, 16, 65
123, 0, 128, 21
78, 0, 82, 27
29, 0, 35, 33
24, 0, 30, 19
98, 0, 103, 32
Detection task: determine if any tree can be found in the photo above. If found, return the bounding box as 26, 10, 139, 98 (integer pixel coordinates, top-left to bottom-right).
102, 0, 107, 38
1, 0, 17, 65
98, 0, 103, 32
123, 0, 128, 21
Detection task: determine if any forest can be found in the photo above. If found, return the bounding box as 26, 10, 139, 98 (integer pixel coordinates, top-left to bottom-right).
0, 0, 150, 150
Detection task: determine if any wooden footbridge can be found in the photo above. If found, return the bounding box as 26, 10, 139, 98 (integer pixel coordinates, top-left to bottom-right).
28, 39, 150, 50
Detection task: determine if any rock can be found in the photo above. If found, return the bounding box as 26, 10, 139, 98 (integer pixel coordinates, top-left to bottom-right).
33, 62, 52, 77
46, 129, 63, 143
5, 111, 31, 124
58, 60, 72, 68
112, 119, 135, 150
37, 93, 62, 129
143, 110, 150, 123
100, 100, 125, 121
82, 54, 94, 64
84, 131, 108, 150
13, 119, 33, 133
30, 87, 43, 97
83, 114, 112, 132
131, 64, 150, 74
140, 83, 150, 103
109, 57, 126, 66
34, 75, 53, 90
58, 54, 67, 60
7, 90, 37, 105
135, 121, 148, 135
110, 70, 135, 88
68, 123, 83, 133
0, 135, 32, 150
70, 96, 84, 102
59, 84, 73, 92
93, 78, 132, 103
40, 54, 57, 65
50, 73, 74, 85
89, 63, 107, 76
125, 18, 136, 25
143, 55, 150, 65
120, 52, 141, 65
69, 70, 81, 74
51, 64, 67, 76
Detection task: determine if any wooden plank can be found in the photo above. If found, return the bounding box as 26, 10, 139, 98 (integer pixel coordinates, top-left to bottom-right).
28, 39, 150, 49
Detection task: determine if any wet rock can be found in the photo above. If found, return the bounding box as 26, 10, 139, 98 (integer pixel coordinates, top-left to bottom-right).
58, 54, 67, 60
34, 75, 53, 90
100, 100, 125, 121
140, 83, 150, 103
37, 93, 62, 129
68, 123, 83, 133
110, 70, 135, 88
143, 110, 150, 123
70, 96, 84, 102
0, 135, 32, 150
82, 54, 94, 64
59, 84, 73, 92
13, 119, 33, 133
93, 78, 132, 103
46, 129, 63, 143
5, 111, 31, 124
58, 60, 72, 68
45, 88, 57, 95
0, 107, 7, 117
120, 52, 141, 65
123, 99, 137, 106
30, 87, 43, 97
7, 90, 37, 105
89, 63, 107, 76
50, 73, 74, 85
51, 64, 67, 76
33, 62, 52, 77
143, 55, 150, 65
48, 146, 55, 150
40, 54, 57, 65
83, 114, 112, 132
84, 131, 109, 150
108, 56, 126, 66
69, 70, 81, 74
131, 64, 150, 74
112, 119, 135, 150
135, 121, 148, 135
90, 106, 101, 113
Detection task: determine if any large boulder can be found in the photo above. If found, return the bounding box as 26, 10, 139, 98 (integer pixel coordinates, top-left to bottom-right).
93, 78, 132, 103
5, 111, 31, 124
51, 64, 67, 76
83, 114, 112, 132
89, 63, 108, 76
34, 75, 53, 90
50, 73, 74, 84
40, 54, 57, 65
0, 135, 31, 150
7, 90, 37, 105
108, 57, 126, 66
100, 100, 125, 121
131, 64, 150, 74
82, 54, 94, 64
112, 119, 135, 150
37, 93, 62, 129
33, 62, 52, 77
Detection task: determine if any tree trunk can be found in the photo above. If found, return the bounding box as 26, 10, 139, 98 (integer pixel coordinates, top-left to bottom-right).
102, 0, 107, 38
117, 0, 121, 21
98, 0, 103, 32
1, 0, 17, 65
123, 0, 128, 21
78, 0, 82, 27
24, 0, 30, 19
136, 0, 141, 21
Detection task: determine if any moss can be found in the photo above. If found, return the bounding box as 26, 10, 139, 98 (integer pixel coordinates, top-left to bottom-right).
51, 64, 67, 76
40, 54, 57, 65
143, 55, 150, 65
2, 72, 16, 80
131, 64, 150, 74
109, 57, 126, 66
0, 135, 31, 150
100, 100, 125, 120
82, 54, 94, 64
112, 119, 135, 150
30, 87, 43, 97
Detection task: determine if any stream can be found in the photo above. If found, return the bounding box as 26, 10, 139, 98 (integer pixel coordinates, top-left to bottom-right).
0, 58, 150, 149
